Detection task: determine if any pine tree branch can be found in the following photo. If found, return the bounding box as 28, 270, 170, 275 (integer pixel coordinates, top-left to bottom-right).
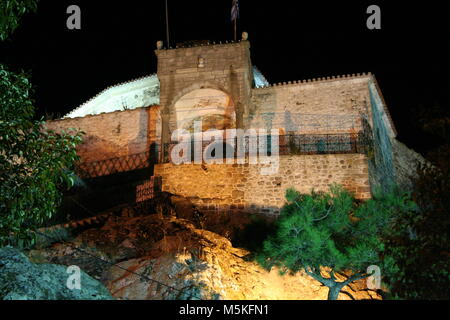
341, 272, 372, 287
313, 206, 333, 222
305, 267, 373, 290
304, 268, 336, 287
330, 270, 337, 281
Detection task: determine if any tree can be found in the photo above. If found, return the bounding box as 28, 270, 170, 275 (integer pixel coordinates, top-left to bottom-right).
382, 100, 450, 300
0, 0, 83, 247
383, 147, 450, 299
256, 185, 416, 300
0, 65, 83, 247
0, 0, 39, 41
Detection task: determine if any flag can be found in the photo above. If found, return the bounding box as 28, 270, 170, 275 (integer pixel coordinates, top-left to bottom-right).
231, 0, 239, 21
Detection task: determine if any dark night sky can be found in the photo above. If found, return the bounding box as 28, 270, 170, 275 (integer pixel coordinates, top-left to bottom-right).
1, 1, 449, 153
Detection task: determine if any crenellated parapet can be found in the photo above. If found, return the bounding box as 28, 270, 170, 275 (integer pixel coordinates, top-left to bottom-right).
157, 39, 247, 51
253, 72, 373, 90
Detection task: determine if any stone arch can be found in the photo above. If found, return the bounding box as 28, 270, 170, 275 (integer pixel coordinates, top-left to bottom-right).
171, 82, 236, 133
169, 81, 233, 109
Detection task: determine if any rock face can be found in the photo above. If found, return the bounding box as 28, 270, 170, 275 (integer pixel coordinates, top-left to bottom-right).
0, 247, 113, 300
35, 215, 381, 300
101, 219, 380, 300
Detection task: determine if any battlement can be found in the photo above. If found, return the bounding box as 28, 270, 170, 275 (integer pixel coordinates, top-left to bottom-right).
155, 39, 252, 77
253, 72, 373, 90
157, 39, 246, 51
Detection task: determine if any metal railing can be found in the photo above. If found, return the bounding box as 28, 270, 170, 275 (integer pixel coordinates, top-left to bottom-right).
74, 132, 372, 177
281, 132, 367, 155
161, 132, 370, 163
75, 151, 152, 179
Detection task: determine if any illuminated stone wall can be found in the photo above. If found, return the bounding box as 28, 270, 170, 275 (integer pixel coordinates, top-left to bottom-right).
46, 106, 161, 163
50, 40, 403, 212
156, 41, 254, 149
154, 154, 370, 216
174, 88, 236, 132
248, 75, 372, 134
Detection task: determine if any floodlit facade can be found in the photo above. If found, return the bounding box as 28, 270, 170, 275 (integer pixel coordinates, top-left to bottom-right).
47, 35, 400, 215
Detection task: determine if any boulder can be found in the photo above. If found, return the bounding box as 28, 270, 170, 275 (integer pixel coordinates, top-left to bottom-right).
0, 247, 113, 300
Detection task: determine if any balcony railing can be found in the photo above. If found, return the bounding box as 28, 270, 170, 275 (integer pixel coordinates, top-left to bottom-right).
75, 151, 152, 179
281, 132, 367, 155
161, 131, 370, 163
74, 131, 372, 178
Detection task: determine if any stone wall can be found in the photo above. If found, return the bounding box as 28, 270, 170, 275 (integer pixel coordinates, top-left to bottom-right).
156, 41, 254, 153
367, 81, 396, 192
248, 76, 372, 134
154, 154, 370, 216
391, 139, 428, 190
156, 41, 252, 111
46, 106, 161, 163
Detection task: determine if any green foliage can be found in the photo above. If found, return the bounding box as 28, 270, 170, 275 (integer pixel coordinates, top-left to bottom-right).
259, 186, 354, 274
383, 101, 450, 299
0, 0, 39, 41
0, 63, 83, 247
383, 150, 450, 300
256, 185, 416, 299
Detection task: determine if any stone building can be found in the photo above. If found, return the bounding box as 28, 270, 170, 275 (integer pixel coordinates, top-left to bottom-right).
47, 34, 414, 216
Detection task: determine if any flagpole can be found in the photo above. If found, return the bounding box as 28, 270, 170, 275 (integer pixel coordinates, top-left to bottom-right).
165, 0, 170, 48
231, 0, 239, 41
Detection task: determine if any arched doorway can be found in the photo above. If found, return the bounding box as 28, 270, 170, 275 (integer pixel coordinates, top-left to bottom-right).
173, 88, 236, 132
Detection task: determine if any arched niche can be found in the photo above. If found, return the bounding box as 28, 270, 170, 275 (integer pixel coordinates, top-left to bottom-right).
173, 88, 236, 132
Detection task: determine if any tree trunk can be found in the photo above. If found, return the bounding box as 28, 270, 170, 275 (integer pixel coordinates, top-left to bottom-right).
304, 269, 369, 300
327, 284, 342, 300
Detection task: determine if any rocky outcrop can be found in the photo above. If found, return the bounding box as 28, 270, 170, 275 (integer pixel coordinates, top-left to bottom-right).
102, 223, 381, 300
33, 215, 381, 300
0, 247, 113, 300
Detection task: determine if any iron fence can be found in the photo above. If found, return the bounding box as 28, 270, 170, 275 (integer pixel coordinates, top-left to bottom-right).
161, 131, 370, 163
74, 132, 372, 176
75, 151, 152, 179
281, 132, 367, 155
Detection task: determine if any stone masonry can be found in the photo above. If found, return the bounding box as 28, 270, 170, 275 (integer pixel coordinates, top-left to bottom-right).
46, 106, 161, 163
47, 36, 402, 217
155, 154, 370, 216
156, 41, 253, 156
